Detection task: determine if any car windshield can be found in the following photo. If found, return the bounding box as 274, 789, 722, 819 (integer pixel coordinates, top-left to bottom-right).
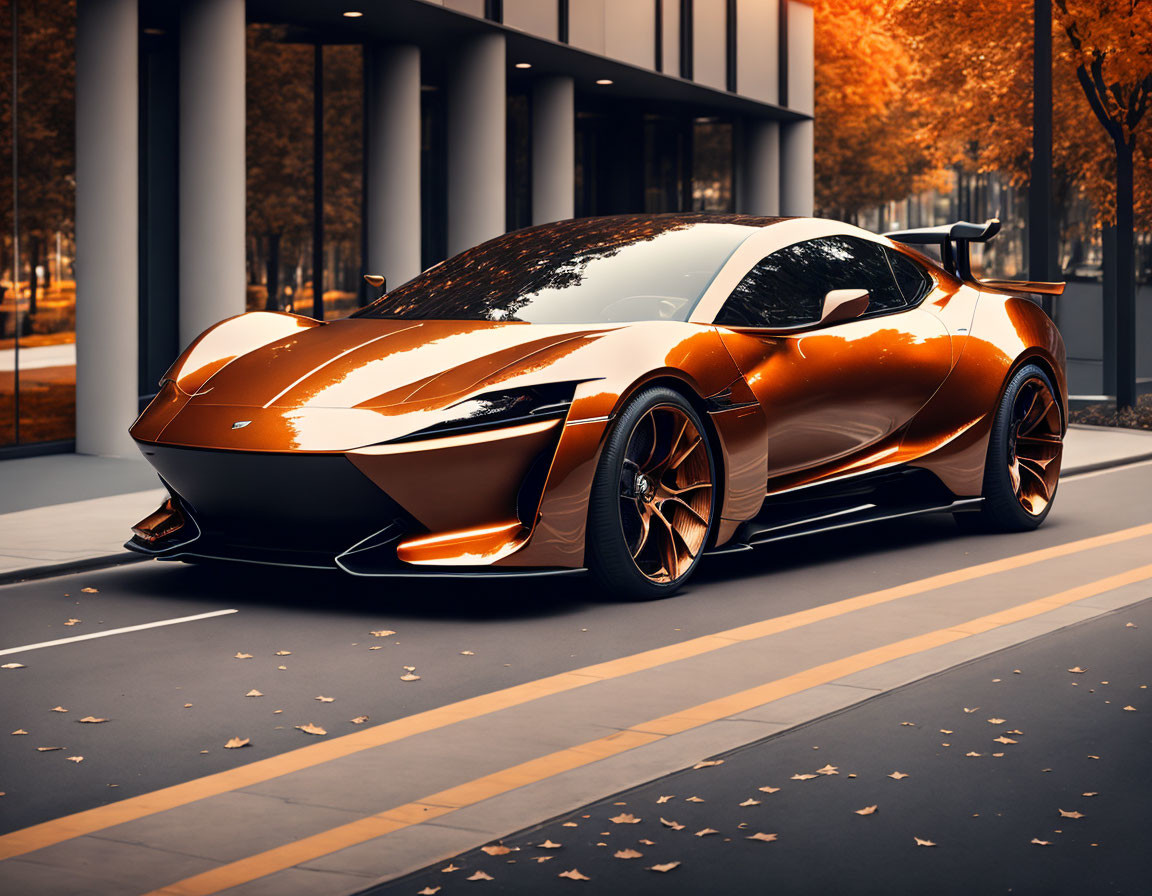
352, 217, 759, 324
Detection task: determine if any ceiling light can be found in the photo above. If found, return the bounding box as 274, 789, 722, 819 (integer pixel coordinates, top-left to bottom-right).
596, 79, 613, 85
514, 62, 532, 69
343, 10, 363, 17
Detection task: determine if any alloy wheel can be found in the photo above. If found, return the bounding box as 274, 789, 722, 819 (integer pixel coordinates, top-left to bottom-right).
1007, 375, 1063, 515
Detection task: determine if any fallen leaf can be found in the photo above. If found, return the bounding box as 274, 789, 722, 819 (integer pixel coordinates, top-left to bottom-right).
1088, 755, 1100, 760
647, 862, 680, 872
12, 729, 28, 735
1007, 729, 1024, 735
277, 665, 287, 671
558, 868, 590, 880
888, 772, 909, 780
941, 743, 951, 747
224, 737, 250, 749
77, 717, 108, 724
914, 837, 936, 847
315, 696, 335, 703
81, 587, 98, 593
537, 840, 562, 849
693, 759, 723, 769
418, 887, 441, 895
966, 752, 983, 757
460, 650, 475, 656
37, 746, 63, 751
1013, 669, 1022, 674
739, 799, 761, 807
1123, 705, 1137, 712
987, 718, 1007, 725
758, 786, 781, 794
481, 844, 512, 856
1082, 792, 1098, 797
685, 796, 705, 803
1031, 838, 1051, 846
900, 721, 915, 726
350, 715, 369, 724
815, 764, 839, 775
855, 805, 879, 815
368, 646, 382, 650
441, 864, 459, 872
940, 729, 954, 735
993, 752, 1005, 757
660, 817, 685, 830
639, 839, 656, 845
1068, 666, 1086, 674
295, 723, 326, 736
64, 619, 81, 626
609, 813, 640, 824
656, 795, 674, 804
183, 703, 193, 708
963, 707, 979, 713
467, 870, 493, 881
234, 653, 253, 659
614, 848, 643, 859
275, 650, 291, 656
400, 673, 421, 682
1, 663, 25, 669
67, 756, 84, 763
695, 828, 719, 837
1125, 622, 1136, 628
50, 706, 67, 713
534, 856, 554, 863
562, 822, 578, 828
993, 736, 1018, 745
791, 773, 817, 781
992, 678, 1001, 682
1058, 809, 1085, 819
747, 832, 778, 842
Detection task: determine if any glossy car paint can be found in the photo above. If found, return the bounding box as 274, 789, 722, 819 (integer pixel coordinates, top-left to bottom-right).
128, 214, 1067, 574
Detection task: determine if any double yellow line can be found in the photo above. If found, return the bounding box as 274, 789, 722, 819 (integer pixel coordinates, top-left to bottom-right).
2, 522, 1151, 893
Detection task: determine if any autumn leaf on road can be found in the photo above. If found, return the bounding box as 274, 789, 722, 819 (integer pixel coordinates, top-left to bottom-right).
275, 651, 291, 656
758, 786, 780, 793
51, 706, 67, 713
81, 587, 98, 593
609, 813, 640, 824
660, 818, 685, 830
460, 650, 475, 656
1123, 705, 1137, 712
614, 849, 643, 859
440, 864, 459, 872
963, 707, 979, 713
855, 805, 879, 816
747, 832, 778, 842
914, 838, 936, 847
224, 737, 250, 749
966, 752, 983, 757
537, 840, 562, 849
647, 862, 680, 872
12, 729, 28, 735
350, 716, 369, 724
466, 871, 493, 881
695, 828, 719, 837
315, 696, 335, 703
1031, 838, 1051, 845
685, 796, 705, 803
791, 773, 817, 781
418, 887, 440, 895
37, 746, 63, 752
64, 619, 81, 626
900, 721, 915, 726
234, 653, 252, 659
67, 756, 83, 763
295, 723, 326, 736
815, 764, 839, 775
1058, 809, 1085, 819
693, 759, 723, 769
656, 795, 673, 803
558, 869, 590, 880
77, 717, 108, 724
1067, 667, 1086, 674
1, 663, 25, 669
888, 772, 909, 780
481, 844, 512, 856
993, 736, 1018, 745
246, 690, 263, 698
739, 799, 761, 807
400, 673, 421, 682
987, 718, 1006, 725
370, 630, 396, 638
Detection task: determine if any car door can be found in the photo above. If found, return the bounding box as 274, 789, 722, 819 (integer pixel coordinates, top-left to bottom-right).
714, 235, 953, 484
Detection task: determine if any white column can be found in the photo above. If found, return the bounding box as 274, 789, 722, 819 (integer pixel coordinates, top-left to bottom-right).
531, 76, 574, 225
447, 32, 506, 256
737, 119, 780, 216
366, 44, 422, 289
75, 0, 138, 457
179, 0, 245, 347
780, 120, 814, 216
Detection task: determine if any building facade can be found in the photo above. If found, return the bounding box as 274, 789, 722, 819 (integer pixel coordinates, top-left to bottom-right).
1, 0, 814, 459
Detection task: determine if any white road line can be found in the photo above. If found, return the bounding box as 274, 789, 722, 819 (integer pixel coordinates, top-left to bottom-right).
0, 609, 238, 656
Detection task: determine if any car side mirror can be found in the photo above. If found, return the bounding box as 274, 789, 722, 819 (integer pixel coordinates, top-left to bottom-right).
818, 289, 870, 327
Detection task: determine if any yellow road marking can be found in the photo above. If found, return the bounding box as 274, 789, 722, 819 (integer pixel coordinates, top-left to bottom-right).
147, 562, 1152, 896
2, 521, 1152, 862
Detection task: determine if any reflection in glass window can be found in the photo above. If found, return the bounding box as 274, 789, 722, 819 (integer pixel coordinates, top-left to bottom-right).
715, 236, 905, 329
355, 217, 754, 323
885, 247, 933, 305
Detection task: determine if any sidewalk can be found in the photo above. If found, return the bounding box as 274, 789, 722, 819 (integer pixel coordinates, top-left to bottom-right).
1, 424, 1151, 585
374, 598, 1152, 895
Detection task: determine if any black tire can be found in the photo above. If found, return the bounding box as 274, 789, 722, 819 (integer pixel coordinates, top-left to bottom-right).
586, 387, 718, 600
955, 363, 1063, 533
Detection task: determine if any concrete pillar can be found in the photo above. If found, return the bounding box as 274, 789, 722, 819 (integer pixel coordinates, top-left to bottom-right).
447, 33, 506, 256
366, 44, 422, 288
531, 76, 575, 225
736, 119, 780, 216
780, 120, 814, 216
179, 0, 245, 347
75, 0, 138, 457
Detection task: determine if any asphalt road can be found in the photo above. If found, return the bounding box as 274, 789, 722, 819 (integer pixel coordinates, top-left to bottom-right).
0, 460, 1150, 877
375, 598, 1152, 896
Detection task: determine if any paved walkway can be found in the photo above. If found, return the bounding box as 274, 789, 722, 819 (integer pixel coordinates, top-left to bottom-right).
1, 425, 1151, 584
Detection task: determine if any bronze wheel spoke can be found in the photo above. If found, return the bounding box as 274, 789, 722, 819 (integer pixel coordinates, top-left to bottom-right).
667, 434, 703, 473
649, 509, 681, 580
630, 508, 653, 560
1008, 376, 1062, 517
662, 479, 712, 497
659, 495, 708, 527
1018, 458, 1053, 499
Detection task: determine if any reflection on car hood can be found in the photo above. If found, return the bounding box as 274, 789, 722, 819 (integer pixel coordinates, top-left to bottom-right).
186, 318, 614, 410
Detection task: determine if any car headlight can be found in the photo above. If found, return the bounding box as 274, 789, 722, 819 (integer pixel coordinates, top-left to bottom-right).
390, 382, 578, 444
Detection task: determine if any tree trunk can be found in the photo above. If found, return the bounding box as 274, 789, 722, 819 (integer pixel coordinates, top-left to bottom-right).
264, 232, 281, 312
28, 236, 40, 318
1114, 137, 1136, 409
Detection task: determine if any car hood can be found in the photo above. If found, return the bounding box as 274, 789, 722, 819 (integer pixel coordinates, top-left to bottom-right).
184, 318, 613, 411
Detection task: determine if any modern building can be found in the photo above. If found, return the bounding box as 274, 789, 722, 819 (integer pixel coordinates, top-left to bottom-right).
1, 0, 814, 459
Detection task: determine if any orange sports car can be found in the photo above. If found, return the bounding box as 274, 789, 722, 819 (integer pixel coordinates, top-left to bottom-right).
128, 214, 1066, 599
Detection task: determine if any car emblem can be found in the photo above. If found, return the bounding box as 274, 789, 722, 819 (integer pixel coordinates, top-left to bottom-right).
231, 420, 251, 430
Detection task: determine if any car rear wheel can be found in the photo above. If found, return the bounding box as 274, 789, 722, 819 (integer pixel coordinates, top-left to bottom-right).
955, 363, 1063, 533
587, 387, 717, 600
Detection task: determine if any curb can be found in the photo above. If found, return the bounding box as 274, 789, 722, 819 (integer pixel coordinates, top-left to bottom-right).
2, 452, 1151, 588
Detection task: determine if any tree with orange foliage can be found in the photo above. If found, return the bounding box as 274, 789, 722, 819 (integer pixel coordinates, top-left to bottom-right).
814, 1, 941, 220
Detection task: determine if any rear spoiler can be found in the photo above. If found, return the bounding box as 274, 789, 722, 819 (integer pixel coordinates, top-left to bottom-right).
884, 218, 1065, 298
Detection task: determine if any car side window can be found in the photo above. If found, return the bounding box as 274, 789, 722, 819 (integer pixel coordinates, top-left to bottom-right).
884, 248, 934, 306
715, 236, 906, 329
